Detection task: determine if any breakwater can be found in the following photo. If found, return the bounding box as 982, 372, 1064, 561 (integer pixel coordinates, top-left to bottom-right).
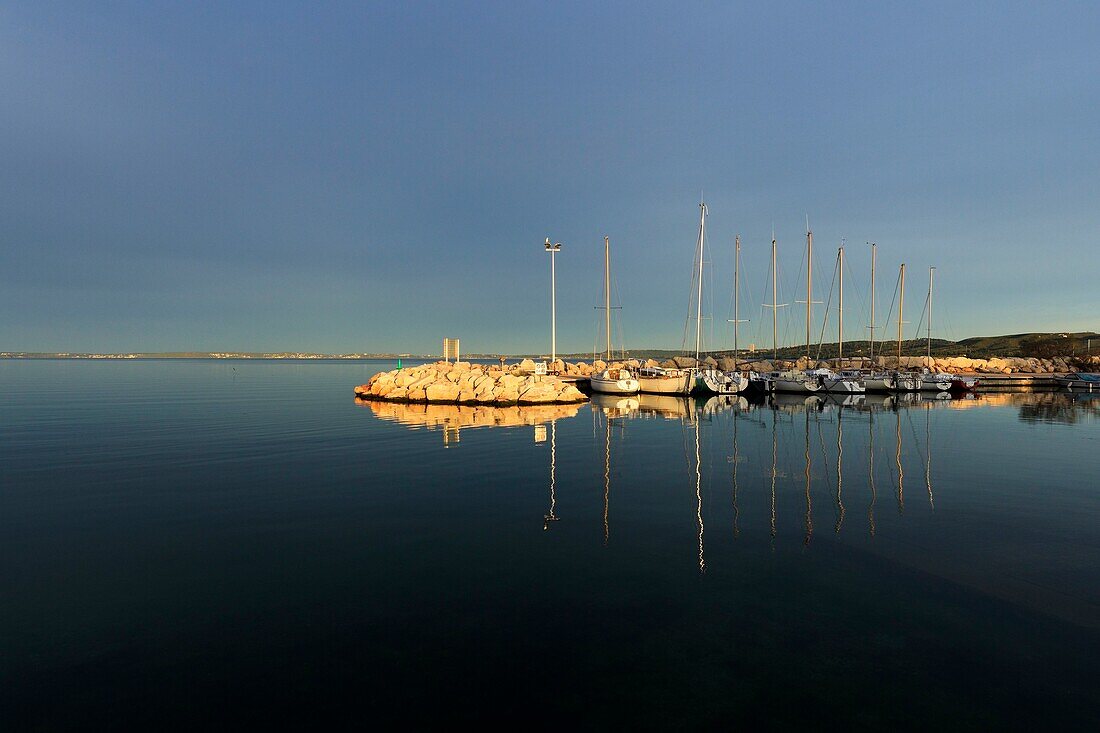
355, 360, 587, 405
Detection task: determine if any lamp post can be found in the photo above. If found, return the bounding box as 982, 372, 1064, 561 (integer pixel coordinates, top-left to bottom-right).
544, 237, 562, 369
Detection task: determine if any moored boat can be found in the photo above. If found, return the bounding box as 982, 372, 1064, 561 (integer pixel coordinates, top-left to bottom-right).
864, 372, 896, 392
891, 372, 922, 392
695, 368, 750, 394
812, 368, 865, 394
637, 366, 693, 395
918, 371, 953, 392
589, 368, 641, 395
771, 369, 824, 394
949, 375, 980, 392
1055, 372, 1100, 390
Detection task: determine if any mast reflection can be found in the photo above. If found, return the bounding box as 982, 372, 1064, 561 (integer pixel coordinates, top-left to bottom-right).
925, 404, 934, 511
692, 411, 706, 573
835, 403, 845, 534
803, 408, 813, 546
869, 405, 877, 537
895, 407, 905, 514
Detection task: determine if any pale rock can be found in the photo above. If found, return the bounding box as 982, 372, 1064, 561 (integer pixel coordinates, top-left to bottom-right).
494, 385, 520, 404
425, 381, 461, 402
518, 382, 558, 403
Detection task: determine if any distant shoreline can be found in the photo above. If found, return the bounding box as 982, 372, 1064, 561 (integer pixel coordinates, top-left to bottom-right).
2, 332, 1096, 362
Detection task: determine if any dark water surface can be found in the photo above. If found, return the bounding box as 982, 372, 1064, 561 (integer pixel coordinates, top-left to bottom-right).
2, 360, 1098, 729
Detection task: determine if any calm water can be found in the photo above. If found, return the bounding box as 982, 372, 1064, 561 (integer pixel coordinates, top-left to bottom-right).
2, 360, 1098, 729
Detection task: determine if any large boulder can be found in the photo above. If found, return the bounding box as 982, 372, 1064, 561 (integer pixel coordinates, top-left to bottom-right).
518, 358, 537, 372
672, 356, 697, 368
718, 357, 737, 372
493, 384, 521, 404
558, 384, 586, 402
425, 381, 461, 402
518, 382, 558, 404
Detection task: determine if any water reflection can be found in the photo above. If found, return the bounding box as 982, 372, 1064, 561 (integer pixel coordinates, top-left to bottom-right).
543, 420, 559, 530
364, 394, 1094, 554
358, 398, 584, 444
1017, 392, 1100, 425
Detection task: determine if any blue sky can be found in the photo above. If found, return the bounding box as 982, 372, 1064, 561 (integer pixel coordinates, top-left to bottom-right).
2, 1, 1097, 354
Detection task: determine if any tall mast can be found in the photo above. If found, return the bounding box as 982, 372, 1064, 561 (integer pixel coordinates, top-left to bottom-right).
695, 203, 707, 364
771, 235, 779, 361
734, 235, 740, 356
897, 263, 906, 363
927, 267, 935, 361
729, 234, 749, 362
805, 225, 813, 359
604, 236, 611, 361
838, 244, 845, 360
869, 242, 876, 363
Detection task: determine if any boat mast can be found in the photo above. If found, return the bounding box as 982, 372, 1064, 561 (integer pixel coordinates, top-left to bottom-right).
838, 244, 845, 360
695, 203, 707, 365
734, 234, 740, 357
926, 267, 935, 361
604, 236, 611, 361
897, 263, 906, 363
729, 234, 750, 364
805, 225, 813, 359
772, 235, 778, 361
764, 233, 787, 361
869, 242, 876, 363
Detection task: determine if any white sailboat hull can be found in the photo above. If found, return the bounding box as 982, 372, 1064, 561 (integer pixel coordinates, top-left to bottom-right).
822, 377, 866, 394
891, 374, 922, 392
919, 374, 952, 392
589, 370, 640, 395
696, 369, 750, 394
864, 376, 895, 392
772, 375, 824, 394
637, 372, 693, 395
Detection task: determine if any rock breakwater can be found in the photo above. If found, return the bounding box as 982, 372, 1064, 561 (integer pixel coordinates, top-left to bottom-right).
355, 361, 587, 405
553, 354, 1099, 376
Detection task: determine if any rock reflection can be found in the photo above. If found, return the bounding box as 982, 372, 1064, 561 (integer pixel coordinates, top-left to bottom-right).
358, 397, 584, 444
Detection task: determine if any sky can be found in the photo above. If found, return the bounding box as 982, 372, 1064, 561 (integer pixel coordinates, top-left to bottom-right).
2, 1, 1098, 354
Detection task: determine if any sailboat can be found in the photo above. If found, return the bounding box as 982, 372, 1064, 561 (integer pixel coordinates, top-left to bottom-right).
689, 204, 749, 395
916, 267, 977, 392
815, 243, 865, 394
890, 264, 922, 392
917, 267, 951, 392
864, 242, 896, 392
773, 225, 824, 394
589, 236, 640, 395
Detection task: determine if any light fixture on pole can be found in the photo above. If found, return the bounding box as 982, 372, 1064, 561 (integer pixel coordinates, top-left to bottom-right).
544, 237, 562, 370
